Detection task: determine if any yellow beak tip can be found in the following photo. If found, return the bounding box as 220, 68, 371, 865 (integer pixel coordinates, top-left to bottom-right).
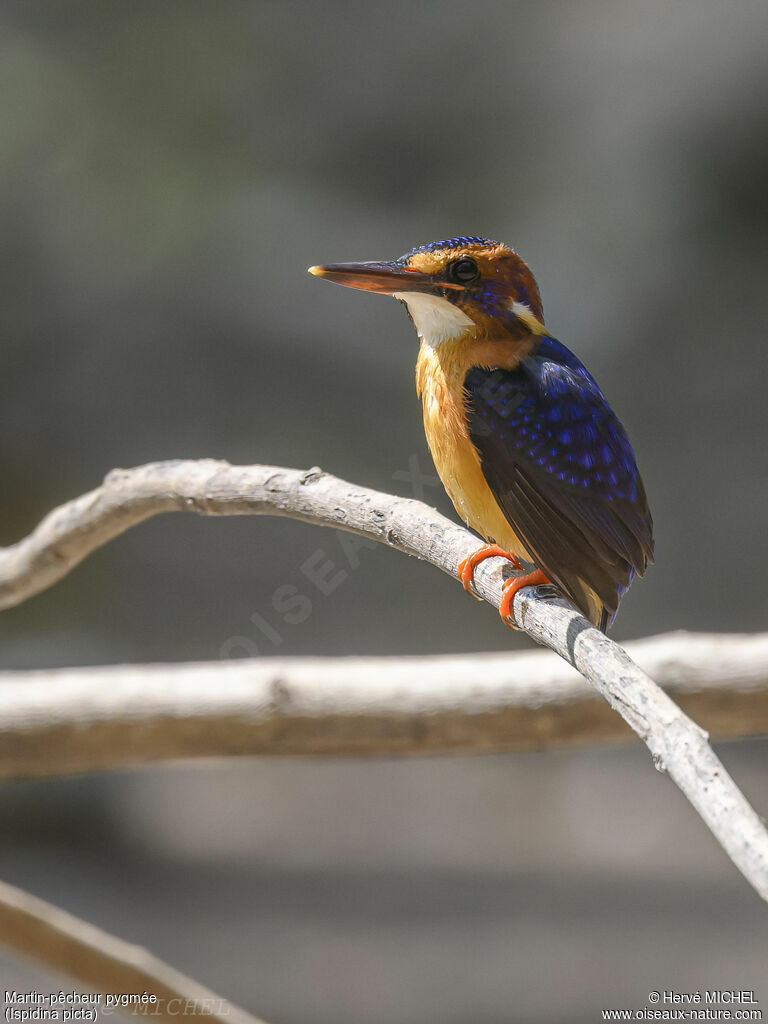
308, 265, 324, 277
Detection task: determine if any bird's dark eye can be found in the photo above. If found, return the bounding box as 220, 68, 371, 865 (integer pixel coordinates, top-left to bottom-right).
447, 257, 480, 285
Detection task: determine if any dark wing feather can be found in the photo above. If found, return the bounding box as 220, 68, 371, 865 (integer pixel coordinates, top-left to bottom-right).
464, 337, 653, 629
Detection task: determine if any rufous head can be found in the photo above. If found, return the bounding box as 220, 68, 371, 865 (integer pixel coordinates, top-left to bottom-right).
309, 237, 545, 346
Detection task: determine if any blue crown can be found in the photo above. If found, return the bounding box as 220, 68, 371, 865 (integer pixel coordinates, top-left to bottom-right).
401, 236, 501, 260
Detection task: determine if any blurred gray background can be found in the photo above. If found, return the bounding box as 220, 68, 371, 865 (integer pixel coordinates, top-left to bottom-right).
1, 1, 767, 1021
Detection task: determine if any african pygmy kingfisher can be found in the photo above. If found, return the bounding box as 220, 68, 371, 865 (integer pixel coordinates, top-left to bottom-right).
309, 237, 653, 631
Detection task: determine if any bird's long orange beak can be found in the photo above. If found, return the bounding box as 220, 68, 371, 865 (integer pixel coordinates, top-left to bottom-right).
308, 261, 461, 294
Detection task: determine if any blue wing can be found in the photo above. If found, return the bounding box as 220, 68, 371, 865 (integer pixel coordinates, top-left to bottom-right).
464, 336, 653, 629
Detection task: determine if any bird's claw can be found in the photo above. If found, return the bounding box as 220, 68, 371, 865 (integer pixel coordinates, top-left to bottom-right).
457, 544, 522, 599
499, 569, 552, 627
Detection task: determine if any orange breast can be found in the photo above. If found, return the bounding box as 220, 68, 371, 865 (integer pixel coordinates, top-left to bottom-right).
415, 338, 532, 559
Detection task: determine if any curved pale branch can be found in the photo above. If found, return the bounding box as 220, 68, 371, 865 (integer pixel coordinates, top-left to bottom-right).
0, 633, 767, 778
1, 459, 767, 901
0, 877, 267, 1024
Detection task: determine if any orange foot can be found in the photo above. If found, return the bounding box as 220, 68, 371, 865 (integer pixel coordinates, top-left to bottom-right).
499, 569, 552, 626
458, 544, 522, 597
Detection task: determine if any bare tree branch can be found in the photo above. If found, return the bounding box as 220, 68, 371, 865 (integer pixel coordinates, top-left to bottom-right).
0, 877, 268, 1024
1, 459, 767, 901
1, 632, 767, 778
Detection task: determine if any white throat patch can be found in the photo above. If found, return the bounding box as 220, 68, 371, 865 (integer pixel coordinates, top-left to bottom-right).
393, 292, 474, 347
